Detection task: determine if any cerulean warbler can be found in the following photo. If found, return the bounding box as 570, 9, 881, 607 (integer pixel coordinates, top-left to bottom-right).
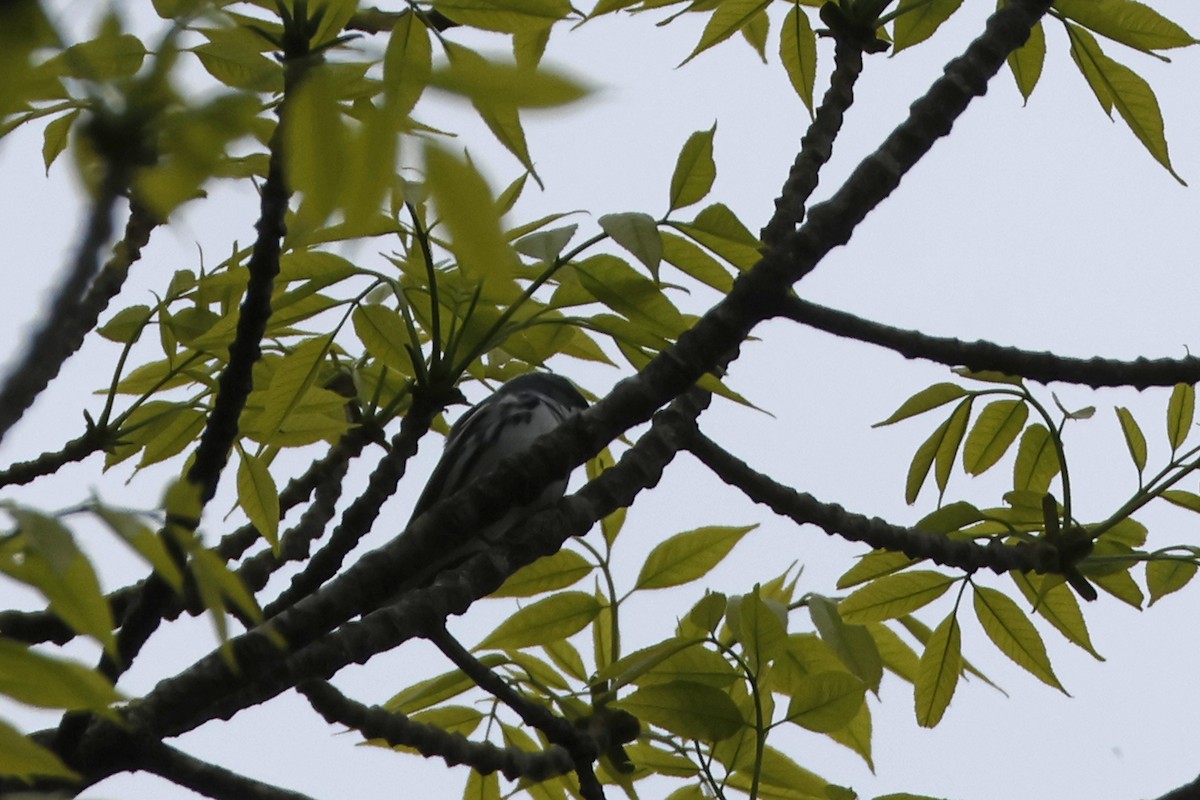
408, 372, 589, 546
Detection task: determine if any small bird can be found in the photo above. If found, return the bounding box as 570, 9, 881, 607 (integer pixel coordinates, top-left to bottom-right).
408, 371, 590, 547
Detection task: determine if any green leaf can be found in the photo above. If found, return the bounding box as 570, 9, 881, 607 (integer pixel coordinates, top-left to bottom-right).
740, 9, 769, 62
92, 506, 184, 592
463, 762, 500, 800
98, 304, 152, 343
809, 595, 883, 691
1055, 0, 1196, 52
41, 108, 78, 173
660, 231, 734, 293
1115, 406, 1147, 474
634, 525, 755, 590
575, 254, 688, 341
194, 31, 280, 91
1012, 423, 1061, 494
874, 383, 968, 427
682, 0, 772, 64
3, 509, 116, 653
0, 718, 77, 780
434, 0, 571, 33
491, 549, 593, 597
934, 398, 972, 495
595, 637, 700, 688
1146, 559, 1197, 605
385, 654, 507, 714
425, 142, 523, 302
673, 203, 762, 270
431, 46, 587, 107
962, 399, 1028, 476
477, 591, 600, 650
624, 742, 700, 777
780, 4, 817, 115
681, 591, 728, 636
54, 32, 146, 79
1090, 565, 1144, 609
825, 700, 873, 769
905, 398, 971, 504
837, 549, 918, 590
1007, 18, 1045, 102
972, 585, 1063, 691
383, 12, 432, 118
353, 304, 418, 376
784, 671, 866, 732
1066, 24, 1184, 184
1012, 572, 1103, 659
616, 681, 743, 741
914, 610, 961, 728
892, 0, 963, 53
1161, 489, 1200, 514
726, 587, 787, 670
599, 212, 663, 276
514, 224, 577, 262
840, 571, 956, 624
642, 644, 741, 688
0, 639, 121, 714
916, 501, 985, 534
237, 451, 280, 552
865, 622, 919, 684
667, 126, 717, 213
1166, 383, 1195, 451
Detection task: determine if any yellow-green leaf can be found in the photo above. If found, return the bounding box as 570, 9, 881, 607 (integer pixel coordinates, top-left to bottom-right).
0, 718, 77, 780
1166, 383, 1195, 451
673, 203, 762, 270
385, 655, 507, 714
892, 0, 963, 53
905, 398, 970, 504
575, 254, 688, 340
0, 639, 121, 714
1067, 24, 1184, 183
809, 595, 883, 691
599, 212, 663, 276
914, 611, 961, 728
784, 671, 865, 732
1007, 18, 1045, 102
431, 46, 587, 108
634, 525, 755, 590
934, 398, 972, 494
383, 12, 432, 118
1147, 558, 1197, 605
1115, 405, 1147, 474
667, 126, 717, 213
1012, 572, 1103, 659
840, 571, 956, 624
726, 588, 787, 670
491, 548, 593, 597
92, 506, 184, 592
477, 591, 600, 650
616, 680, 743, 741
41, 108, 78, 173
838, 550, 918, 589
962, 399, 1027, 476
1056, 0, 1196, 52
434, 0, 571, 33
875, 383, 968, 427
740, 8, 769, 62
682, 0, 771, 65
353, 304, 418, 376
780, 4, 817, 115
972, 585, 1063, 691
237, 450, 280, 552
660, 231, 734, 292
1012, 423, 1061, 494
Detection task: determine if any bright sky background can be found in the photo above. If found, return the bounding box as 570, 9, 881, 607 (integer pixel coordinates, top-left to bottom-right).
1, 2, 1199, 799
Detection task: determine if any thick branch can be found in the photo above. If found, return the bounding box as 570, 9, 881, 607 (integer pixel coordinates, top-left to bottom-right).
139, 741, 318, 800
781, 295, 1200, 388
761, 38, 864, 248
298, 680, 574, 781
685, 427, 1066, 576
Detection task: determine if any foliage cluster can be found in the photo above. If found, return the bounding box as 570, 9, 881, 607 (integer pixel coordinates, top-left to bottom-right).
0, 0, 1197, 799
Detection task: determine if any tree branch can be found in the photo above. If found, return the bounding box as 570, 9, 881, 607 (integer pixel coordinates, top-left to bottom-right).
138, 740, 318, 800
298, 680, 574, 781
761, 37, 864, 248
780, 295, 1200, 388
684, 426, 1071, 577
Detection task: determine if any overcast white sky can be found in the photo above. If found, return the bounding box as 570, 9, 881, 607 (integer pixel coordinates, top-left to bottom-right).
2, 2, 1199, 799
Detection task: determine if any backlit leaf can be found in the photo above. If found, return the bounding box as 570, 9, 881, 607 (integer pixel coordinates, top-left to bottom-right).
809, 595, 883, 691
0, 639, 121, 714
1012, 572, 1103, 659
780, 5, 817, 115
1056, 0, 1196, 52
667, 126, 717, 213
237, 450, 280, 552
492, 548, 593, 597
616, 681, 743, 741
914, 611, 961, 727
634, 525, 755, 590
1115, 406, 1147, 475
962, 399, 1027, 475
840, 571, 956, 624
1146, 558, 1197, 605
682, 0, 771, 64
972, 585, 1063, 690
1007, 18, 1045, 102
892, 0, 963, 53
784, 671, 865, 732
478, 591, 600, 650
0, 719, 77, 780
1012, 423, 1061, 494
600, 212, 663, 276
1166, 383, 1194, 451
874, 383, 968, 427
